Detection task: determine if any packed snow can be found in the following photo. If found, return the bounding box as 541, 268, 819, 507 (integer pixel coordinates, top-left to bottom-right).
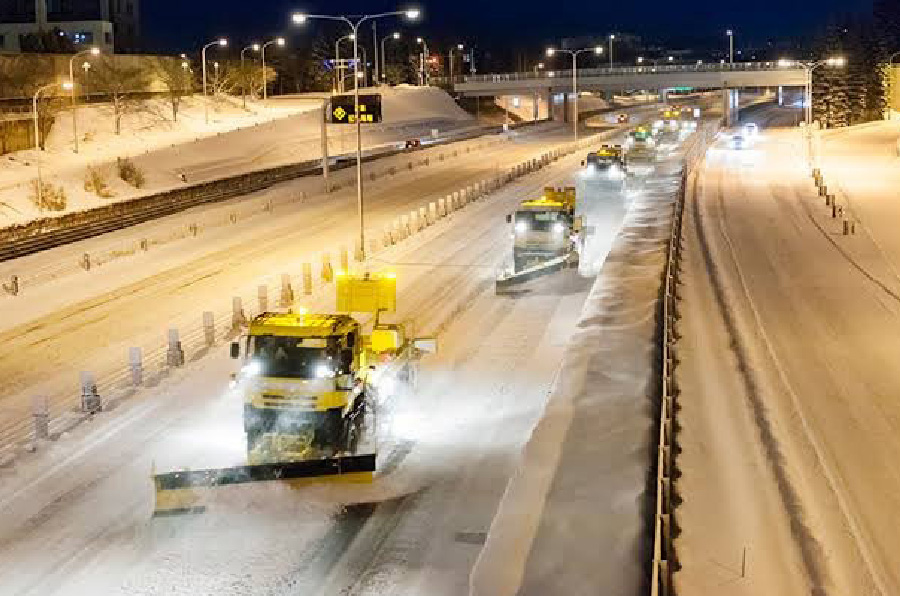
675, 108, 900, 595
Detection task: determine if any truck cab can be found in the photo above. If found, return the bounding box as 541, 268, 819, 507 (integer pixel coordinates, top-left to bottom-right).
510, 187, 576, 272
232, 312, 365, 455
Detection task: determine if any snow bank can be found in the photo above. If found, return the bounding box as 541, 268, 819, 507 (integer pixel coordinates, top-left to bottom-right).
470, 160, 686, 596
0, 86, 473, 227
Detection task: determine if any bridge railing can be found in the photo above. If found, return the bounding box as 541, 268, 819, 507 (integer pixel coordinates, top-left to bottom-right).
435, 61, 798, 86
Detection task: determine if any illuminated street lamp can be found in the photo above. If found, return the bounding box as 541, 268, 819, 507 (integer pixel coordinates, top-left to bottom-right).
292, 8, 421, 261
69, 46, 100, 153
726, 29, 734, 64
778, 57, 845, 161
416, 36, 430, 85
546, 45, 603, 140
241, 43, 261, 109
380, 32, 401, 82
609, 34, 615, 68
335, 34, 355, 93
33, 81, 74, 206
261, 37, 286, 101
202, 37, 228, 124
449, 43, 464, 81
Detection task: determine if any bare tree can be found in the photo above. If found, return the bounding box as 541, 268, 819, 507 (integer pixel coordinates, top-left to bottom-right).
153, 57, 193, 122
91, 56, 150, 134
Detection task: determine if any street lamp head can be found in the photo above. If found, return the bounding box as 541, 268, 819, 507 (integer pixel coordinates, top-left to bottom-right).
180, 53, 187, 59
252, 43, 261, 51
668, 56, 674, 62
291, 13, 307, 24
405, 8, 421, 20
89, 46, 100, 56
276, 37, 286, 46
348, 34, 356, 40
637, 56, 644, 63
726, 29, 733, 36
594, 46, 603, 55
609, 34, 615, 40
457, 43, 464, 50
546, 47, 556, 57
416, 37, 424, 43
827, 56, 846, 67
218, 38, 228, 47
392, 32, 401, 39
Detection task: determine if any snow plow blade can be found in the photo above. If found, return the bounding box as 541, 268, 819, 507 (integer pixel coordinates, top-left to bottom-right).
152, 454, 376, 516
495, 255, 573, 294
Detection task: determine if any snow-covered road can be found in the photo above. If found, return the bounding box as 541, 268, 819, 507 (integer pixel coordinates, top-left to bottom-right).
676, 107, 900, 595
0, 119, 618, 594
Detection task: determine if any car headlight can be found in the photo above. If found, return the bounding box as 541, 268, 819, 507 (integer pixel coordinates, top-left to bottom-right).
515, 221, 528, 234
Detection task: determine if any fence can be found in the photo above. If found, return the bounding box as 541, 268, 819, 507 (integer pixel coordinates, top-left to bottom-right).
0, 124, 598, 468
650, 121, 720, 596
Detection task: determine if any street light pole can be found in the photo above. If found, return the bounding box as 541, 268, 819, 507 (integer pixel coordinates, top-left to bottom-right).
609, 34, 615, 68
292, 8, 421, 261
69, 46, 99, 153
885, 50, 900, 120
779, 57, 845, 162
380, 32, 401, 83
241, 43, 260, 109
547, 45, 603, 141
726, 29, 734, 64
449, 43, 464, 82
33, 81, 73, 206
417, 37, 429, 85
202, 38, 227, 125
261, 37, 285, 101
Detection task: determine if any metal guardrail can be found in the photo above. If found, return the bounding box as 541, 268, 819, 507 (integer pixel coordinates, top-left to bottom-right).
650, 121, 720, 596
0, 118, 549, 263
435, 61, 801, 86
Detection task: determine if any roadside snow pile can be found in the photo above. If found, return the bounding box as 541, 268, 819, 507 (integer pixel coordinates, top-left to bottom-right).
470, 164, 685, 595
0, 86, 474, 227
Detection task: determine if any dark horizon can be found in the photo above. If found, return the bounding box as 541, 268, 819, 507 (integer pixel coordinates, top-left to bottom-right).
143, 0, 873, 55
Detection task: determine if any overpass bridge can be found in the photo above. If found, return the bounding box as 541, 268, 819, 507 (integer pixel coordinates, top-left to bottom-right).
439, 62, 808, 125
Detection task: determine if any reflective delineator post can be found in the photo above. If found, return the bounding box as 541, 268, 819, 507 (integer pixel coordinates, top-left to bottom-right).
166, 329, 185, 368
32, 395, 49, 440
232, 297, 247, 330
203, 311, 216, 346
302, 263, 313, 295
129, 346, 143, 386
321, 254, 334, 282
280, 274, 294, 307
80, 371, 101, 414
257, 285, 268, 313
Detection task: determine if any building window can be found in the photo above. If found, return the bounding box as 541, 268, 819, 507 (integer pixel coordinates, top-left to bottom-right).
105, 31, 112, 45
73, 31, 94, 45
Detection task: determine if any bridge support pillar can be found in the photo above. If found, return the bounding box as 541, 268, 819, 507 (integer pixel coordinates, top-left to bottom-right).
723, 86, 739, 127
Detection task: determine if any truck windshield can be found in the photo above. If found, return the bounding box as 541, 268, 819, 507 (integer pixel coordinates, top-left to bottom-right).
251, 335, 333, 379
516, 210, 568, 232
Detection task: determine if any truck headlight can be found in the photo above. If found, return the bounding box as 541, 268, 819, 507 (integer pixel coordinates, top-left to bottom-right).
242, 360, 262, 377
315, 363, 334, 379
552, 222, 566, 234
515, 221, 528, 234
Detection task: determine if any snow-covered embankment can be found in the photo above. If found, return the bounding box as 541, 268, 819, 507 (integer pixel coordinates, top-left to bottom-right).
469, 161, 688, 594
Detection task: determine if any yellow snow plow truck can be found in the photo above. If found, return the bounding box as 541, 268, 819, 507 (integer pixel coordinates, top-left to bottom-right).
152, 272, 435, 516
495, 187, 580, 292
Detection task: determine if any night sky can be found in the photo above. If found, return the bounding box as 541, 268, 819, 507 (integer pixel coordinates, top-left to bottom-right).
144, 0, 874, 54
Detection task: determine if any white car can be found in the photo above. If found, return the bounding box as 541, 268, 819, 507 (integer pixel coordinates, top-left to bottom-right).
730, 134, 747, 150
742, 123, 759, 138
